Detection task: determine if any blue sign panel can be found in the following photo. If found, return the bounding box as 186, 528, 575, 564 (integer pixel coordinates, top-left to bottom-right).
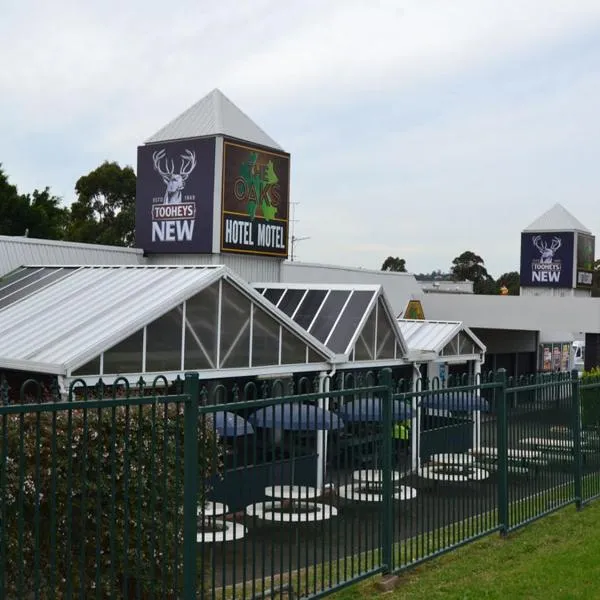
520, 231, 574, 288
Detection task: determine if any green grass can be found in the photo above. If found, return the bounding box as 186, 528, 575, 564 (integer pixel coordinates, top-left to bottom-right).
332, 500, 600, 600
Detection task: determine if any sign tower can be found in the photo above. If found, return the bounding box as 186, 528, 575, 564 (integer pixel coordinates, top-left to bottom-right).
519, 203, 595, 297
135, 89, 291, 267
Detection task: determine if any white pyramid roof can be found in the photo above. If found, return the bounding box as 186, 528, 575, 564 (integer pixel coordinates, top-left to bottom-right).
145, 89, 282, 150
523, 203, 591, 234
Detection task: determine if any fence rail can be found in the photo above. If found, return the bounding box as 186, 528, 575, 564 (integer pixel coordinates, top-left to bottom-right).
1, 368, 600, 599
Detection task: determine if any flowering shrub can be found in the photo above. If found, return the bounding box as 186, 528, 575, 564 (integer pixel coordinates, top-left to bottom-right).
1, 400, 219, 598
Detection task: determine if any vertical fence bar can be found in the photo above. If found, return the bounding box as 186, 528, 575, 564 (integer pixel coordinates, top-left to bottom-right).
380, 368, 394, 573
183, 373, 199, 599
572, 369, 583, 511
496, 369, 509, 536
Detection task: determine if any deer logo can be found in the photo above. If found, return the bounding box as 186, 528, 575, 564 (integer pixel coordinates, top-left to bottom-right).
532, 235, 562, 263
152, 148, 197, 205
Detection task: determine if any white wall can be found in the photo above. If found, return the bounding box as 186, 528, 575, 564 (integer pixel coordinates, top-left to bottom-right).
423, 292, 600, 334
280, 261, 424, 316
0, 236, 143, 276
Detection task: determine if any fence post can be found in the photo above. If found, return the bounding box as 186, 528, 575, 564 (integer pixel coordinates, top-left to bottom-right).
380, 368, 394, 573
496, 368, 509, 536
572, 369, 583, 510
183, 373, 200, 599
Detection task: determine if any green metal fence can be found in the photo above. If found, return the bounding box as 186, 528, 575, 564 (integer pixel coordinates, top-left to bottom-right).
1, 368, 600, 599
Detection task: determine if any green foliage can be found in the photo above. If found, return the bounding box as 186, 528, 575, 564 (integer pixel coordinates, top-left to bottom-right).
0, 166, 68, 239
67, 161, 136, 246
1, 402, 218, 598
581, 368, 600, 429
450, 250, 489, 284
497, 271, 520, 295
381, 256, 407, 272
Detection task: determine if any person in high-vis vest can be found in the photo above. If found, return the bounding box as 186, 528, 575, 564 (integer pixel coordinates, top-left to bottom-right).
392, 419, 411, 461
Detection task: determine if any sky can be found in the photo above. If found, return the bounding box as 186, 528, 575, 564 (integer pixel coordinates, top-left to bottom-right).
1, 0, 600, 277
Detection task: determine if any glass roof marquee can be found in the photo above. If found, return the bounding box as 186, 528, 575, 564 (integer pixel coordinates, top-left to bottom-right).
253, 283, 408, 363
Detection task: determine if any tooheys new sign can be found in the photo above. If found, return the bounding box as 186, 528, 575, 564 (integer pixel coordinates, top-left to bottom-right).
135, 138, 216, 253
520, 232, 574, 288
220, 141, 290, 257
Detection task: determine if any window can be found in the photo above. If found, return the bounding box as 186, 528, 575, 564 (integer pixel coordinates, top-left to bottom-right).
309, 291, 350, 343
184, 283, 219, 370
354, 309, 376, 360
326, 291, 374, 354
72, 356, 101, 377
220, 282, 251, 369
375, 300, 395, 359
103, 330, 143, 374
146, 307, 183, 372
252, 308, 280, 366
281, 327, 307, 364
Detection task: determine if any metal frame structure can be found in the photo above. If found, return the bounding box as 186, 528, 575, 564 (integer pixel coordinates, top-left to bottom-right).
0, 265, 339, 385
253, 282, 410, 368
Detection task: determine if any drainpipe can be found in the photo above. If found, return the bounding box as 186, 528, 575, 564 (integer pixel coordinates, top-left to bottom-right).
411, 363, 421, 472
316, 365, 337, 492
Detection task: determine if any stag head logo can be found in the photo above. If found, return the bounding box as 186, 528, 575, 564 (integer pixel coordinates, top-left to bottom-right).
532, 235, 562, 263
152, 148, 197, 205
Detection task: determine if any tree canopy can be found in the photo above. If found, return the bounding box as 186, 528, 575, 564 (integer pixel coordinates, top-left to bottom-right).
381, 256, 407, 272
68, 162, 136, 246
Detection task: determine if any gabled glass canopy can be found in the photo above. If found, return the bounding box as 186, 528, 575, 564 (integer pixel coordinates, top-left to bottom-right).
254, 284, 408, 362
74, 279, 331, 379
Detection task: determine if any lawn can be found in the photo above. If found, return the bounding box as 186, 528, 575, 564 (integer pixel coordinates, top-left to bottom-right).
332, 501, 600, 600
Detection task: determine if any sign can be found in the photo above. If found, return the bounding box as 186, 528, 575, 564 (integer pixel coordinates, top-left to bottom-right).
220, 141, 290, 257
403, 299, 425, 320
576, 233, 595, 289
135, 138, 216, 253
520, 232, 574, 288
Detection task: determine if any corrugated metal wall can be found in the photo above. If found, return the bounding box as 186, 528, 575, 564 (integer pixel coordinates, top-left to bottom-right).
145, 253, 282, 283
0, 236, 143, 276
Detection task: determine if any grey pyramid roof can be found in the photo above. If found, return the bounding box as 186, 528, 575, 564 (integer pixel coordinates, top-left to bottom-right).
523, 203, 591, 234
145, 89, 283, 150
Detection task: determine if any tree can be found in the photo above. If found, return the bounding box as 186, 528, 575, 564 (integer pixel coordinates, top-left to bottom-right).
381, 256, 407, 272
497, 271, 520, 295
0, 165, 68, 239
450, 250, 497, 295
592, 260, 600, 298
67, 161, 136, 246
0, 165, 31, 236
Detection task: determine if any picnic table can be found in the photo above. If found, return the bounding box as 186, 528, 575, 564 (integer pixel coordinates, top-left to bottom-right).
419, 453, 490, 483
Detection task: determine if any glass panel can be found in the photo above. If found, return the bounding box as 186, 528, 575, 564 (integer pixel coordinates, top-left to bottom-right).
442, 335, 459, 356
326, 291, 374, 354
308, 348, 325, 363
0, 267, 76, 310
220, 281, 251, 369
308, 290, 350, 342
376, 300, 395, 359
184, 283, 219, 370
354, 309, 376, 361
252, 309, 280, 366
146, 306, 183, 372
263, 288, 285, 306
72, 356, 101, 377
277, 289, 306, 317
254, 288, 265, 295
294, 290, 327, 330
103, 330, 143, 374
281, 327, 307, 364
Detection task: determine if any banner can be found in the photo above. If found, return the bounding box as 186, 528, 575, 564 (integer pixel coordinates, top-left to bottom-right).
520, 232, 574, 288
575, 233, 595, 289
220, 141, 290, 257
135, 138, 216, 253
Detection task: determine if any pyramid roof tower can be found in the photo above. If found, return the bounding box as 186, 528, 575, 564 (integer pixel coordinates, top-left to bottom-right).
523, 203, 590, 234
145, 89, 282, 150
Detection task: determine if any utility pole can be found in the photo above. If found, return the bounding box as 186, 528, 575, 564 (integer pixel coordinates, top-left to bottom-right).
289, 202, 311, 262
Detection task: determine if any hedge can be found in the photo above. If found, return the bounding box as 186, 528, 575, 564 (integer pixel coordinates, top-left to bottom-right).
1, 401, 218, 598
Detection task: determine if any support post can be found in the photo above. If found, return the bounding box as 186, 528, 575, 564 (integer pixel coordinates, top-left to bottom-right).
572, 369, 583, 510
411, 364, 420, 472
380, 368, 394, 573
183, 373, 200, 599
496, 368, 509, 536
316, 372, 328, 491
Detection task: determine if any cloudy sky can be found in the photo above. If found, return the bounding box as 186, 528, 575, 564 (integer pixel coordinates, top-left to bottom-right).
2, 0, 600, 276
